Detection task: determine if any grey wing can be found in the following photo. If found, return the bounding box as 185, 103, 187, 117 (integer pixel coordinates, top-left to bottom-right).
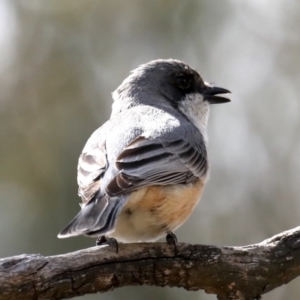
106, 133, 208, 196
58, 125, 126, 238
77, 142, 107, 204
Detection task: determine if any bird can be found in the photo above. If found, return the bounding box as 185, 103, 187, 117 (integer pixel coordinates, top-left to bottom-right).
57, 59, 230, 246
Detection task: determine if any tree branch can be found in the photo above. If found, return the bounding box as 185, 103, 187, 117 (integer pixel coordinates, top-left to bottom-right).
1, 227, 300, 300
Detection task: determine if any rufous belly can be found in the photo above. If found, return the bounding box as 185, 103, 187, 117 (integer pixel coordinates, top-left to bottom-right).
109, 179, 205, 242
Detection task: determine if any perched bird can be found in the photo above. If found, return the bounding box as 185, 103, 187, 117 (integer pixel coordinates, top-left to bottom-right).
58, 59, 230, 245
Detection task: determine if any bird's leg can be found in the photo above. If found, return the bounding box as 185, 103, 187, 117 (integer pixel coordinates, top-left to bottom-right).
96, 235, 119, 254
166, 231, 178, 255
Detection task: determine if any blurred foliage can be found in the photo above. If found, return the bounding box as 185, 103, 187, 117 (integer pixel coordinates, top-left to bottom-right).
0, 0, 300, 299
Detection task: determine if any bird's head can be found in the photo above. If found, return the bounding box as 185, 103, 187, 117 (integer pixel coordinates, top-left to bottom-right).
112, 59, 230, 137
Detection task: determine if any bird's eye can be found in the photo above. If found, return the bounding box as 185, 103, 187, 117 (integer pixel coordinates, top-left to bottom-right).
174, 74, 192, 90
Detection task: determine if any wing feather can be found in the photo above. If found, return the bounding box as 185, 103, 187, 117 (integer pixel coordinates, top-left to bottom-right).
106, 135, 208, 196
77, 142, 107, 204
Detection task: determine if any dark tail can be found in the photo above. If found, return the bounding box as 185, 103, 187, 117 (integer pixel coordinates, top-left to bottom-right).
57, 195, 124, 238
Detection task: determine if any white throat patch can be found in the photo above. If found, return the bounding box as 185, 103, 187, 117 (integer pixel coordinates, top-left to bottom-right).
178, 93, 210, 142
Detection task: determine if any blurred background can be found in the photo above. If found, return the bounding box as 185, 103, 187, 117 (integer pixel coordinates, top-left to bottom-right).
0, 0, 299, 299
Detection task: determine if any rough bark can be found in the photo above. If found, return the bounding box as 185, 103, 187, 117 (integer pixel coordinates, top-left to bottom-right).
0, 226, 300, 300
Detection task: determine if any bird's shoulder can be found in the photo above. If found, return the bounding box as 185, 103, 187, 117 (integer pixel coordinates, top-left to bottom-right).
109, 104, 202, 142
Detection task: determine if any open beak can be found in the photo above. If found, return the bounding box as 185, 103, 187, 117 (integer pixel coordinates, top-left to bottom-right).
203, 86, 231, 104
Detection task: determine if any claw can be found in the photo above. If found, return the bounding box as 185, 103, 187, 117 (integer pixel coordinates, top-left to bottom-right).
166, 232, 178, 255
96, 236, 119, 254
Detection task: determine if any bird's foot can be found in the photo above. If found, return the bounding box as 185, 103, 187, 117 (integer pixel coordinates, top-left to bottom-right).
96, 235, 119, 254
166, 231, 178, 255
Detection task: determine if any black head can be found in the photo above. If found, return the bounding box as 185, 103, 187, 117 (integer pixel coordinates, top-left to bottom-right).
113, 59, 230, 109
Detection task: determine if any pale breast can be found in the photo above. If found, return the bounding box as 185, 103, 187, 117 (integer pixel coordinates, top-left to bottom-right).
109, 179, 205, 242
